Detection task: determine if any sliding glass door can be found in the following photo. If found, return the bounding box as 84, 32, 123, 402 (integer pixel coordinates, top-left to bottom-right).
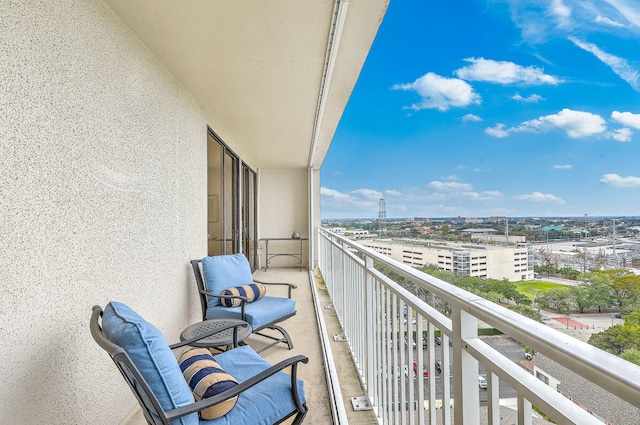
207, 130, 239, 256
242, 163, 257, 270
207, 129, 257, 269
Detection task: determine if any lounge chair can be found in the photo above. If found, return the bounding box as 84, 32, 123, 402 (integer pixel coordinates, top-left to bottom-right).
190, 253, 297, 352
90, 302, 308, 425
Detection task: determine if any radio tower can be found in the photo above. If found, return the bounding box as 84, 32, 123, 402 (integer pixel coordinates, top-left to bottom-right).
378, 198, 387, 235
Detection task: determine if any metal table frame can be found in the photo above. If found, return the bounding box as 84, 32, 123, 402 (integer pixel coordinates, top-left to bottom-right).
260, 237, 308, 271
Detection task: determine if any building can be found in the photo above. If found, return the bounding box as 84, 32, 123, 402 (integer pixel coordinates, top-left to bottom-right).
533, 354, 640, 425
1, 2, 387, 423
360, 238, 534, 281
461, 228, 527, 244
327, 227, 373, 239
3, 2, 638, 424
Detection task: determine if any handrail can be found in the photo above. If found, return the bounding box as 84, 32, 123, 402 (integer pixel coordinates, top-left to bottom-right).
318, 227, 640, 425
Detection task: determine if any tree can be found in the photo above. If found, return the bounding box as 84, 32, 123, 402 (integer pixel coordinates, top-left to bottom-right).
621, 349, 640, 366
588, 325, 632, 355
507, 305, 540, 321
588, 314, 640, 355
602, 270, 640, 307
569, 284, 594, 314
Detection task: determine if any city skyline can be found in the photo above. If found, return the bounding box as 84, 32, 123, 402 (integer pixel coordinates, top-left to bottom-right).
321, 1, 640, 219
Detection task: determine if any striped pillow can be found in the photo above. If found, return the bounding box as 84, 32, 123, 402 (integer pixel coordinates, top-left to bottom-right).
178, 348, 239, 420
220, 283, 266, 307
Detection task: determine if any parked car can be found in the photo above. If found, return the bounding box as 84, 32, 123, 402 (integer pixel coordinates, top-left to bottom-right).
540, 315, 551, 321
403, 317, 417, 325
404, 336, 416, 349
612, 312, 623, 319
478, 375, 487, 389
435, 360, 442, 375
434, 336, 442, 345
413, 360, 428, 377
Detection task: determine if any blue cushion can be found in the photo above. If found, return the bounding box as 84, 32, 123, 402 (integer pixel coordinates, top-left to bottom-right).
202, 254, 254, 307
178, 349, 238, 420
220, 283, 266, 307
102, 302, 197, 425
205, 296, 296, 331
199, 345, 305, 425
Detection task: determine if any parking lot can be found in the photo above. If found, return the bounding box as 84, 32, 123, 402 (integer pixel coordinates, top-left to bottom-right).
399, 334, 524, 403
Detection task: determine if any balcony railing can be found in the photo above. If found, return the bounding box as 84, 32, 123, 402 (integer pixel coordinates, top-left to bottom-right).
317, 228, 640, 425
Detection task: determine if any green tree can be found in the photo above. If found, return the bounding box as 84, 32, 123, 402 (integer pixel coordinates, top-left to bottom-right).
507, 305, 541, 321
602, 270, 640, 307
588, 314, 640, 355
588, 325, 632, 355
570, 284, 593, 314
621, 348, 640, 366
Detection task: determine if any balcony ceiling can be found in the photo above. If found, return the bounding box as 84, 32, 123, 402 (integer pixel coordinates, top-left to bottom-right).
104, 0, 388, 169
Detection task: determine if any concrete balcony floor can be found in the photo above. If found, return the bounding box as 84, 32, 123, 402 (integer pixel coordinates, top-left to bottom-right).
122, 267, 377, 425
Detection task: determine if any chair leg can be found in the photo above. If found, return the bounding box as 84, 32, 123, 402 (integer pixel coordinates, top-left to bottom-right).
254, 325, 294, 353
270, 324, 294, 349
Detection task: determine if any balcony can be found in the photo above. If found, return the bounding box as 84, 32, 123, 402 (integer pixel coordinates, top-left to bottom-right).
5, 2, 639, 423
122, 229, 640, 424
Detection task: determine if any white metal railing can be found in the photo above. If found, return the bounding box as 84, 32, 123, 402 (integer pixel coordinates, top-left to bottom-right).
317, 228, 640, 425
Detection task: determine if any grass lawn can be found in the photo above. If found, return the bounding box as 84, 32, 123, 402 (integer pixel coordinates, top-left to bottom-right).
516, 281, 567, 300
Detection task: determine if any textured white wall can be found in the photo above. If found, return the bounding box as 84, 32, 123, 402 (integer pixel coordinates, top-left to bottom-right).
0, 1, 208, 423
258, 169, 309, 268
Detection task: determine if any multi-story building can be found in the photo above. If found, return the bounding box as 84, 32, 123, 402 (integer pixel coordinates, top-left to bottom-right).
3, 2, 638, 424
360, 238, 534, 281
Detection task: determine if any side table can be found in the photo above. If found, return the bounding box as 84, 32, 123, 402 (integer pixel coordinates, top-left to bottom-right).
180, 318, 252, 351
260, 237, 308, 271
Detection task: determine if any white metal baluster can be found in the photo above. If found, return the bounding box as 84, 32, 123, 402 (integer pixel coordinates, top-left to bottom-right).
517, 396, 533, 425
487, 371, 499, 425
451, 308, 479, 425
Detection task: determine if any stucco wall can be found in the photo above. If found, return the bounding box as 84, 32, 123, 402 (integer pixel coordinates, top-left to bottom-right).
0, 1, 208, 423
258, 168, 309, 269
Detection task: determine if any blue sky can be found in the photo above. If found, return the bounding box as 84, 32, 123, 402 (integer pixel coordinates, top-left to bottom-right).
320, 0, 640, 219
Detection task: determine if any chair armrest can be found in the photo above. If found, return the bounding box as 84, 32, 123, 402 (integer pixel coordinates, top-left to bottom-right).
163, 355, 309, 421
253, 280, 297, 299
198, 289, 249, 318
199, 289, 251, 303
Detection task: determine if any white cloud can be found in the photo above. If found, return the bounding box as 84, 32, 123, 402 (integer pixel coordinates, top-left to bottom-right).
485, 123, 510, 138
512, 93, 545, 102
600, 173, 640, 187
320, 187, 384, 211
611, 111, 640, 128
607, 127, 633, 142
351, 188, 383, 200
569, 36, 640, 91
550, 0, 572, 29
428, 181, 473, 191
385, 189, 402, 196
320, 187, 351, 201
603, 0, 640, 28
513, 108, 607, 138
595, 15, 625, 27
483, 190, 504, 197
462, 113, 483, 122
392, 72, 481, 111
514, 191, 565, 203
553, 164, 573, 169
454, 57, 561, 85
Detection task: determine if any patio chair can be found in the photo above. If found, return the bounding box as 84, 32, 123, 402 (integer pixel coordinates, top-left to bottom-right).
191, 254, 297, 352
90, 302, 308, 425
